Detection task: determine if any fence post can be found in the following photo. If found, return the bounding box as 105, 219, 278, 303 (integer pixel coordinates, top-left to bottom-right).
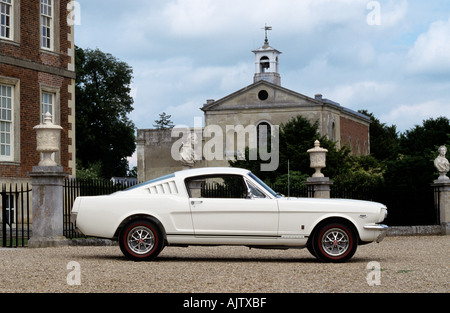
432, 145, 450, 235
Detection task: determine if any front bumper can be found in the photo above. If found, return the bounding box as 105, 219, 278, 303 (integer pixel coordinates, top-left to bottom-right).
70, 212, 80, 232
364, 224, 389, 243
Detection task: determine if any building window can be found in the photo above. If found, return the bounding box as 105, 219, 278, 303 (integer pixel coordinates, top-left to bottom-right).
40, 0, 53, 50
0, 0, 12, 40
257, 122, 271, 150
0, 84, 13, 160
41, 91, 54, 123
258, 90, 269, 101
330, 122, 336, 141
260, 56, 270, 73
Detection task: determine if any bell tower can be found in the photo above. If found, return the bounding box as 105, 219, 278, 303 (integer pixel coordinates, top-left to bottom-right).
252, 25, 282, 86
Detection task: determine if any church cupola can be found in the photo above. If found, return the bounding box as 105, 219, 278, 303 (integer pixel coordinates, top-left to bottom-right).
252, 25, 282, 86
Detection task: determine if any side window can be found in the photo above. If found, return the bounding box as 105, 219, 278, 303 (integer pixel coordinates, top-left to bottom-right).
186, 175, 247, 199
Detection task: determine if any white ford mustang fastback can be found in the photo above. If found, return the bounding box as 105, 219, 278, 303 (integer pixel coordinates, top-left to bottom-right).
71, 167, 388, 263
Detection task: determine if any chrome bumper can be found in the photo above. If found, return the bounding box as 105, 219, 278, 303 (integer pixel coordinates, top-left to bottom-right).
364, 224, 389, 243
70, 212, 80, 231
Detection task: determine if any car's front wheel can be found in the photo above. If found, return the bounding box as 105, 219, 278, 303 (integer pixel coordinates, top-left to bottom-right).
311, 223, 357, 263
119, 219, 164, 261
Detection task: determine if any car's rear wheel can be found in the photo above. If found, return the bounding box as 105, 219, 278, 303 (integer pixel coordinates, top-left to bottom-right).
119, 219, 164, 261
311, 223, 357, 263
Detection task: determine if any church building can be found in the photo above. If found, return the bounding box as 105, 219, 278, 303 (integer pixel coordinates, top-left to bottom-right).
137, 31, 370, 181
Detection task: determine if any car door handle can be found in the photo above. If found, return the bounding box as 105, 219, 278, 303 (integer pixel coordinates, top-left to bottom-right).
191, 200, 203, 205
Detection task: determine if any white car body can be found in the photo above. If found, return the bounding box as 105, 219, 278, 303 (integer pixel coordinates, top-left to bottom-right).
71, 167, 388, 262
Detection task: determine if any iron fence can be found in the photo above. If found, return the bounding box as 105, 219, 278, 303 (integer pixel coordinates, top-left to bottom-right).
63, 178, 137, 239
270, 182, 439, 226
1, 176, 440, 247
62, 178, 442, 238
1, 184, 32, 248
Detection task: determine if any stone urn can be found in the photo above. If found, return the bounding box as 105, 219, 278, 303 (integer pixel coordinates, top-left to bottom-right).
34, 112, 63, 167
307, 140, 328, 178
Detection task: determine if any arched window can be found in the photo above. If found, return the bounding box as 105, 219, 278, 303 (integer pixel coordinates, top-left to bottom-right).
330, 122, 336, 141
257, 122, 271, 150
260, 56, 270, 73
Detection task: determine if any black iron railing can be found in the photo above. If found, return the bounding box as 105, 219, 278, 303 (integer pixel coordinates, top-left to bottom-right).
1, 184, 32, 248
63, 178, 137, 239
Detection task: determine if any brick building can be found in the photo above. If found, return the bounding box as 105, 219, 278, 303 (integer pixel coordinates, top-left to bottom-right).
0, 0, 76, 185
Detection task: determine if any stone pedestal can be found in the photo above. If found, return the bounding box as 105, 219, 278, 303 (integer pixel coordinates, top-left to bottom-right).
305, 177, 333, 199
432, 180, 450, 235
28, 166, 68, 248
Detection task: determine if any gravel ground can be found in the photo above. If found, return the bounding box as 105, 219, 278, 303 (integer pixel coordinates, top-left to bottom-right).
0, 236, 448, 293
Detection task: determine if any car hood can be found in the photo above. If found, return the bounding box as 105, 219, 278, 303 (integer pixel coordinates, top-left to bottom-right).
278, 196, 387, 209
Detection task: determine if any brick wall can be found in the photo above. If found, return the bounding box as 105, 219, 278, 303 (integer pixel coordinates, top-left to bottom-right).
340, 116, 370, 155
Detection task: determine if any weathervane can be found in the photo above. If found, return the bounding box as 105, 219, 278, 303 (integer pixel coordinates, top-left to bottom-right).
262, 24, 272, 45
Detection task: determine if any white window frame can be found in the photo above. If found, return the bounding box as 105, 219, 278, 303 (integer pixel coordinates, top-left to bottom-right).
39, 86, 60, 164
40, 0, 53, 50
0, 0, 13, 40
256, 121, 272, 150
0, 84, 13, 161
41, 91, 54, 123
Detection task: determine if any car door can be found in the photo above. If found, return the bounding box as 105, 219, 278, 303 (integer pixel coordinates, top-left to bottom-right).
186, 174, 279, 237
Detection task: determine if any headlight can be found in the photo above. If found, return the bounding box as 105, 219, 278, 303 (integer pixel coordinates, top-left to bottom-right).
70, 211, 78, 225
379, 207, 388, 222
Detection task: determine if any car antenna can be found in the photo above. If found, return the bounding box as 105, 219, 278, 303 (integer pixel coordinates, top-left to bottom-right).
288, 159, 290, 197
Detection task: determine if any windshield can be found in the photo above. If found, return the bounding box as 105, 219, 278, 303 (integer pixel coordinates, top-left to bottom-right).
248, 172, 280, 198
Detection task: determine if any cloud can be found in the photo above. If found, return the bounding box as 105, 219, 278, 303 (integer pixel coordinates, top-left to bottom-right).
325, 81, 396, 107
406, 17, 450, 76
381, 100, 450, 131
75, 0, 450, 135
128, 58, 252, 129
160, 0, 368, 37
378, 0, 408, 28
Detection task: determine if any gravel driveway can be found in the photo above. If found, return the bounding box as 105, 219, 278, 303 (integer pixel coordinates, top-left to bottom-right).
0, 236, 448, 293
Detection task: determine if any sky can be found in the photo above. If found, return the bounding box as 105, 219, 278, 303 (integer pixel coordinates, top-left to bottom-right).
74, 0, 450, 164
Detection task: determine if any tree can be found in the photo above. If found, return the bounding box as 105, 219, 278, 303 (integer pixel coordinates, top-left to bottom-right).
384, 116, 450, 189
358, 110, 399, 161
399, 116, 450, 157
230, 115, 352, 184
153, 112, 175, 129
75, 46, 136, 178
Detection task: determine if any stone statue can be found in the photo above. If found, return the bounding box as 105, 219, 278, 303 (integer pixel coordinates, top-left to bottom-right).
434, 145, 450, 181
180, 131, 200, 168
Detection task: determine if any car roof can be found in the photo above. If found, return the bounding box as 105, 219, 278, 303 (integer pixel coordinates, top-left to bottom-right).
126, 167, 252, 192
174, 167, 250, 179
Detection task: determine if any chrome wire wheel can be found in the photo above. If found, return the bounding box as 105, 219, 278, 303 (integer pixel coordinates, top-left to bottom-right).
320, 227, 350, 257
127, 225, 155, 255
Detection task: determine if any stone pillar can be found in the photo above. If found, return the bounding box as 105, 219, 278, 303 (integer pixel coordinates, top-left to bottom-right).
432, 145, 450, 235
305, 140, 333, 198
306, 177, 333, 199
28, 166, 68, 248
28, 113, 68, 248
432, 181, 450, 235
